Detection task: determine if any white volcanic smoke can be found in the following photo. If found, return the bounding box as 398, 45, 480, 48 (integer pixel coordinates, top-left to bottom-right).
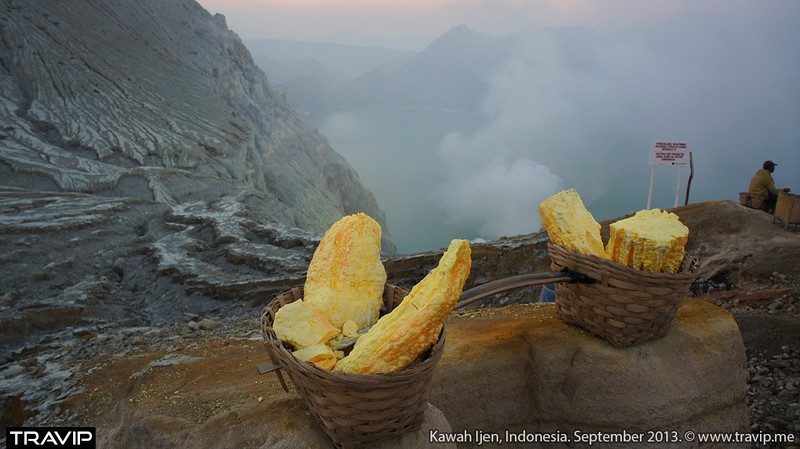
435, 29, 568, 240
437, 15, 800, 241
437, 135, 563, 239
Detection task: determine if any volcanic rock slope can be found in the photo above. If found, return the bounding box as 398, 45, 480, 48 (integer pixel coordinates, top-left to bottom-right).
0, 0, 389, 241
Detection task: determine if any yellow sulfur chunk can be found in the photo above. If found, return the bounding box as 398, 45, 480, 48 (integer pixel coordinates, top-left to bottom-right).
335, 239, 471, 375
273, 300, 341, 350
292, 344, 338, 371
314, 358, 337, 371
342, 320, 359, 338
538, 189, 610, 259
292, 344, 335, 363
605, 209, 689, 273
304, 213, 387, 329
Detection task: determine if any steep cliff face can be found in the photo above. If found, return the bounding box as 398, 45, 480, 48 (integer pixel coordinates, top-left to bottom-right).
0, 0, 393, 250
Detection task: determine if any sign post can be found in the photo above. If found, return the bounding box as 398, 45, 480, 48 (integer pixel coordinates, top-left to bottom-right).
684, 151, 694, 206
674, 165, 684, 208
647, 141, 690, 209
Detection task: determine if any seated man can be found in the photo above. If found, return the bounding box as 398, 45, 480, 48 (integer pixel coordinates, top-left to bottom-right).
748, 160, 790, 213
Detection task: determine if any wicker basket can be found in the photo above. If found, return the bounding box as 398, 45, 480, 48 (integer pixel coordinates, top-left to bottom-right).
261, 284, 444, 449
774, 191, 800, 230
739, 192, 767, 211
548, 243, 697, 347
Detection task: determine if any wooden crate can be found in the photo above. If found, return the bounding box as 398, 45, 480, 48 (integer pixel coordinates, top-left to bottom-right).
739, 192, 767, 211
774, 191, 800, 230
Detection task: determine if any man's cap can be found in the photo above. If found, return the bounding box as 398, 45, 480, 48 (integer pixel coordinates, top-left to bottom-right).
763, 160, 777, 169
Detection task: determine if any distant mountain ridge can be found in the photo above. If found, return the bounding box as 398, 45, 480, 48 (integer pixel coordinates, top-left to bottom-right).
253, 25, 515, 115
245, 38, 414, 82
245, 38, 414, 115
333, 25, 516, 112
0, 0, 394, 250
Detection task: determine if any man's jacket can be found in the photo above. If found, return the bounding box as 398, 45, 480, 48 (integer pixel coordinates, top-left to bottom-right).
748, 168, 779, 197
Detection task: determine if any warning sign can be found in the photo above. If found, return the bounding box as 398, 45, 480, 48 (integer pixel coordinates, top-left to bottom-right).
649, 141, 689, 167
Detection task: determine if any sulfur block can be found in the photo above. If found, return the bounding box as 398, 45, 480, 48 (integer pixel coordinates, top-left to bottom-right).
292, 344, 335, 363
303, 213, 387, 330
342, 320, 359, 338
335, 239, 471, 375
605, 209, 689, 273
273, 300, 341, 350
538, 189, 609, 259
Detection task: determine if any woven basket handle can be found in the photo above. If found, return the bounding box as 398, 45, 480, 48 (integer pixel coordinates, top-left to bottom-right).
455, 268, 594, 310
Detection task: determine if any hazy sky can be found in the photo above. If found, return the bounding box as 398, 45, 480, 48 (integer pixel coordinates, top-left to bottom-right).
197, 0, 799, 50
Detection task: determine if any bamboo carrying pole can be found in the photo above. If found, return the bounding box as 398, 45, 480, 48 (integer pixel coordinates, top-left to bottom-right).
454, 269, 595, 309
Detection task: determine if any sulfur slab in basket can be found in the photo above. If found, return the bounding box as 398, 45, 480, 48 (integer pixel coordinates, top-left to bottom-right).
291, 344, 338, 371
303, 212, 387, 330
538, 188, 610, 259
538, 189, 690, 273
273, 212, 387, 357
335, 239, 472, 375
273, 300, 340, 350
606, 209, 689, 273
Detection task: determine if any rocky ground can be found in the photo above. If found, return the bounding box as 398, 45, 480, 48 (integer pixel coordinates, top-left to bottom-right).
707, 279, 800, 448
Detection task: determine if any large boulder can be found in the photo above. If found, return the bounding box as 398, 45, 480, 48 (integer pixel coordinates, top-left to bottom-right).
432, 299, 749, 448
